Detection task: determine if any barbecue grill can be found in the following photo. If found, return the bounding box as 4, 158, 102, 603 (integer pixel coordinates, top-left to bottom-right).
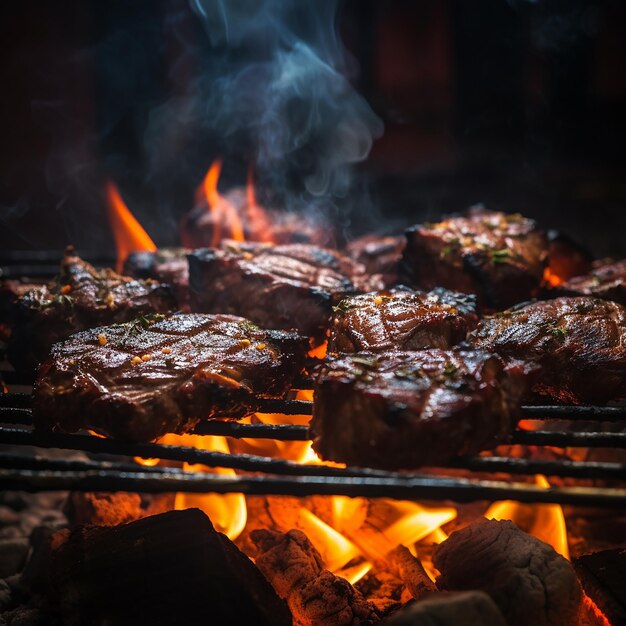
2, 254, 625, 509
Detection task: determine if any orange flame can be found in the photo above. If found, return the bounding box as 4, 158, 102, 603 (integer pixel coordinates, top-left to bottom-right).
106, 182, 157, 272
245, 167, 274, 243
485, 474, 569, 559
200, 160, 245, 245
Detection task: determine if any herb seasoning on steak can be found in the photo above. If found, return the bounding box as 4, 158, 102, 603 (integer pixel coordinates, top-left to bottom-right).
8, 247, 177, 374
400, 207, 548, 309
329, 287, 478, 353
310, 349, 527, 469
470, 296, 626, 404
188, 241, 382, 340
33, 313, 308, 441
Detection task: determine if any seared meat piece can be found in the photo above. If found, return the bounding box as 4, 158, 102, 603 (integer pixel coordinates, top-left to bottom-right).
123, 248, 190, 309
434, 519, 582, 626
401, 207, 548, 309
553, 259, 626, 305
0, 279, 46, 343
329, 288, 478, 353
189, 241, 381, 339
8, 248, 176, 374
470, 296, 626, 404
310, 349, 526, 469
346, 234, 405, 288
33, 313, 307, 441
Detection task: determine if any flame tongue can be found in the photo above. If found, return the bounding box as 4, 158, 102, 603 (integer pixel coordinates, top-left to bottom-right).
106, 182, 156, 272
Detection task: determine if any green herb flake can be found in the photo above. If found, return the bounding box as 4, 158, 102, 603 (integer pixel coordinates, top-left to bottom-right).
548, 326, 568, 340
332, 300, 353, 314
489, 249, 513, 264
440, 238, 461, 258
443, 361, 459, 377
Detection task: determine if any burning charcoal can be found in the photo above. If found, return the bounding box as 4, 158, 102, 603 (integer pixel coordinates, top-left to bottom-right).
355, 570, 406, 617
311, 349, 528, 469
328, 287, 478, 354
574, 549, 626, 626
383, 590, 507, 626
64, 492, 168, 527
345, 234, 405, 287
8, 246, 177, 374
384, 546, 436, 600
33, 312, 308, 441
434, 519, 582, 626
470, 296, 626, 404
48, 508, 291, 626
188, 241, 379, 340
0, 538, 29, 578
400, 206, 548, 310
553, 258, 626, 306
252, 528, 380, 625
123, 248, 190, 309
545, 230, 593, 285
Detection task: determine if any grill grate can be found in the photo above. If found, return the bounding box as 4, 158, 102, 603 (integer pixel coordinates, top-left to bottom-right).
1, 394, 625, 506
1, 252, 626, 507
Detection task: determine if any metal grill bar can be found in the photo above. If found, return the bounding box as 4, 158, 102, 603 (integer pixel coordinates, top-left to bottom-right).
512, 429, 626, 448
2, 467, 624, 507
1, 425, 625, 482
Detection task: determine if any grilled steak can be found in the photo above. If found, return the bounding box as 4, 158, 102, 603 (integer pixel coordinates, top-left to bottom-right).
33, 313, 308, 441
123, 248, 190, 309
310, 349, 526, 469
329, 287, 478, 353
470, 296, 626, 404
400, 207, 548, 309
8, 248, 177, 374
552, 259, 626, 305
189, 241, 382, 339
346, 234, 405, 288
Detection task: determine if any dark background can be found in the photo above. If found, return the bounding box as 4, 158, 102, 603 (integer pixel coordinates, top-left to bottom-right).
1, 0, 625, 256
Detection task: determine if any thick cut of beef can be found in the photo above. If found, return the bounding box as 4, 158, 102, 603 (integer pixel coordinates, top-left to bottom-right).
189, 241, 381, 339
123, 247, 190, 309
310, 349, 526, 469
8, 247, 177, 374
345, 234, 405, 288
553, 259, 626, 305
329, 287, 478, 353
470, 296, 626, 404
400, 207, 548, 309
33, 313, 307, 441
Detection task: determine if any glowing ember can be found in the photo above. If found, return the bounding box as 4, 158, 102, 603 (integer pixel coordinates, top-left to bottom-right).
543, 267, 563, 287
485, 474, 570, 559
106, 181, 156, 272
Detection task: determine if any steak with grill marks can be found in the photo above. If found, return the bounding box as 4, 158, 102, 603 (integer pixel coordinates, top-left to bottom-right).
400, 207, 548, 310
552, 259, 626, 305
33, 313, 308, 441
310, 349, 527, 469
8, 247, 177, 374
328, 287, 478, 353
470, 296, 626, 404
188, 241, 383, 340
